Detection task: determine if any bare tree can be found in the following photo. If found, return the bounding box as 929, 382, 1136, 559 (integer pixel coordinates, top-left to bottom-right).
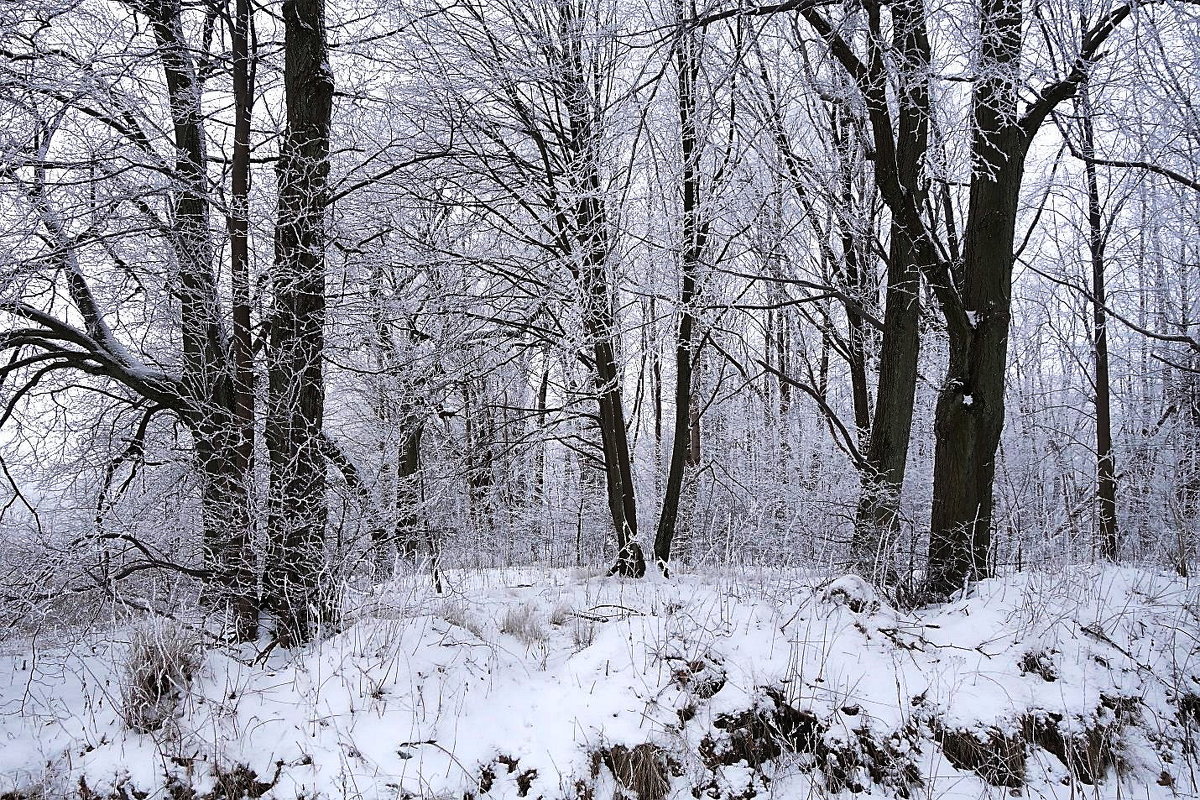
0, 0, 258, 637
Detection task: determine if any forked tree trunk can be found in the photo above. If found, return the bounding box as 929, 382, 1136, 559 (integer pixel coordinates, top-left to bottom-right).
926, 0, 1024, 596
802, 1, 927, 582
556, 1, 640, 574
138, 0, 257, 638
924, 0, 1136, 597
264, 0, 333, 644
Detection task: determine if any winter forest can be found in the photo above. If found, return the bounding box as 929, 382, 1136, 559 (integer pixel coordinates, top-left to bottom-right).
2, 0, 1200, 793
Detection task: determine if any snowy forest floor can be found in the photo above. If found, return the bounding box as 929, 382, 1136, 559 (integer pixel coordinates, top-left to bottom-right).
2, 564, 1199, 799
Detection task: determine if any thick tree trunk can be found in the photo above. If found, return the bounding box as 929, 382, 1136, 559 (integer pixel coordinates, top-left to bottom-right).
396, 416, 424, 560
841, 0, 928, 581
852, 230, 921, 579
577, 210, 639, 572
194, 423, 256, 639
921, 0, 1137, 596
926, 0, 1024, 597
264, 0, 333, 644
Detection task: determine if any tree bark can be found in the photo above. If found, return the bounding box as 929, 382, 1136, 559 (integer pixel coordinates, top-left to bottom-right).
396, 415, 424, 559
801, 2, 928, 581
225, 0, 258, 633
138, 0, 257, 638
922, 0, 1137, 597
556, 1, 640, 573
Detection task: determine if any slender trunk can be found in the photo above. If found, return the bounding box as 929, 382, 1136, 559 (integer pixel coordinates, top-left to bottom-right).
1080, 87, 1119, 560
594, 332, 639, 566
655, 11, 701, 572
264, 0, 333, 644
651, 298, 663, 450
841, 248, 872, 438
557, 1, 639, 574
226, 0, 257, 638
535, 350, 550, 498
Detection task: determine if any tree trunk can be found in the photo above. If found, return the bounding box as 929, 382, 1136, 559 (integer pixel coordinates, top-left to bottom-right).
655, 8, 702, 573
852, 229, 921, 580
396, 415, 424, 560
225, 0, 258, 635
264, 0, 333, 644
557, 1, 640, 575
926, 0, 1024, 597
1080, 86, 1119, 560
823, 0, 928, 582
140, 0, 257, 638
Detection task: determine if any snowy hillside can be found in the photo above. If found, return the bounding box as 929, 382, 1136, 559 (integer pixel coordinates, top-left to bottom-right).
2, 565, 1199, 799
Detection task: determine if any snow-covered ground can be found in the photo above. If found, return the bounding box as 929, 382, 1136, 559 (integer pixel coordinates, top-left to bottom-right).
2, 564, 1198, 798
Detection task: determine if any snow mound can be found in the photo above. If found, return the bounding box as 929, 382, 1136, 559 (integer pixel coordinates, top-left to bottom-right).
1, 565, 1197, 798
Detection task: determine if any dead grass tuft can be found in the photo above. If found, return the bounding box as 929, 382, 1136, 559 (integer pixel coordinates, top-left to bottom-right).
500, 603, 547, 646
934, 722, 1026, 788
120, 622, 203, 734
599, 743, 675, 800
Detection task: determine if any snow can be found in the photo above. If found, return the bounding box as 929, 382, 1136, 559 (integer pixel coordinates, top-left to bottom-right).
1, 564, 1198, 798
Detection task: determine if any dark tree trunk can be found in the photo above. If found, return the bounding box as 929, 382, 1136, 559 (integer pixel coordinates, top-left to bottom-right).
139, 0, 257, 638
852, 229, 921, 579
225, 0, 258, 635
556, 2, 640, 574
926, 0, 1024, 597
464, 382, 496, 528
535, 350, 550, 498
922, 0, 1136, 597
593, 329, 640, 568
802, 2, 928, 581
396, 416, 424, 559
264, 0, 333, 644
837, 215, 872, 438
1080, 87, 1119, 560
655, 8, 702, 573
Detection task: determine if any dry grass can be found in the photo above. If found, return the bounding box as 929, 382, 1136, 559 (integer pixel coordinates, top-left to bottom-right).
501, 603, 547, 646
572, 619, 596, 650
548, 602, 572, 627
120, 622, 202, 734
439, 599, 487, 640
599, 744, 673, 800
